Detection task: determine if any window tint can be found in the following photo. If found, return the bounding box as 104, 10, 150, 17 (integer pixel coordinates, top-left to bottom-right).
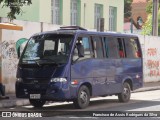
124, 38, 141, 58
92, 36, 104, 58
104, 37, 119, 58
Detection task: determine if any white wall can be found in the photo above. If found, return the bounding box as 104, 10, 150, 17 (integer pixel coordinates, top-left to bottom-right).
138, 35, 160, 82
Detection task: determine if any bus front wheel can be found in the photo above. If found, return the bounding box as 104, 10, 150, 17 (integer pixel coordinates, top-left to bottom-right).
29, 99, 46, 108
118, 82, 131, 102
73, 85, 90, 109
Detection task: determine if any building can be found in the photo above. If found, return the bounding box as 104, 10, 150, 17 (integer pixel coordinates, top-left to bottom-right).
131, 0, 148, 25
0, 0, 124, 32
124, 0, 148, 34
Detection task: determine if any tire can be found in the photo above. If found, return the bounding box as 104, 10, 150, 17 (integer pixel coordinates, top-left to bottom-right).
118, 82, 131, 102
73, 85, 90, 109
29, 99, 46, 108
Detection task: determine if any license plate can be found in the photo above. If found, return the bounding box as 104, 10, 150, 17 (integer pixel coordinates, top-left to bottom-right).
30, 94, 41, 99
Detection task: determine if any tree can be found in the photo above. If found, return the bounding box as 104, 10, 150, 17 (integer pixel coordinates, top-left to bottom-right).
141, 0, 160, 35
141, 14, 152, 35
0, 0, 32, 21
124, 0, 133, 18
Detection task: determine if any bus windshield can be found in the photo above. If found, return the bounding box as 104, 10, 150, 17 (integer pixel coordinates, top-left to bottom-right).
20, 34, 73, 65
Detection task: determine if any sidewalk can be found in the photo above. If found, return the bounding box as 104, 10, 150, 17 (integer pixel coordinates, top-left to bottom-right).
0, 81, 160, 108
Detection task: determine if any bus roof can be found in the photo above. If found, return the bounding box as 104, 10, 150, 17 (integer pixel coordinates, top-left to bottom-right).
32, 26, 138, 38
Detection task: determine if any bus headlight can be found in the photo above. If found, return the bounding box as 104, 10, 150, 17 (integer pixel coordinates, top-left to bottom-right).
50, 78, 67, 83
17, 78, 23, 82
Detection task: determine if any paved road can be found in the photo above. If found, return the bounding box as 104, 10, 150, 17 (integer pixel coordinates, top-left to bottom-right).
1, 90, 160, 120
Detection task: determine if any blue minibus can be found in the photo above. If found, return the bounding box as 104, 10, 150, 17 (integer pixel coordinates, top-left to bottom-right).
16, 26, 143, 109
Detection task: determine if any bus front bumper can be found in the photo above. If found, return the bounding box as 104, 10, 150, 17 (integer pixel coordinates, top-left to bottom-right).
15, 81, 74, 101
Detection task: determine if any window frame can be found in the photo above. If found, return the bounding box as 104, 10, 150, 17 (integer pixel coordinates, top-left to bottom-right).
94, 4, 103, 29
91, 35, 104, 59
72, 35, 93, 61
124, 37, 142, 59
51, 0, 61, 25
70, 0, 81, 26
109, 6, 117, 31
103, 36, 119, 59
117, 38, 126, 58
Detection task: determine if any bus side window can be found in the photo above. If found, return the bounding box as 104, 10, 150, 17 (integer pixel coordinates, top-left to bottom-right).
73, 37, 92, 61
92, 36, 104, 59
124, 38, 141, 58
117, 38, 125, 58
104, 37, 119, 59
82, 37, 91, 58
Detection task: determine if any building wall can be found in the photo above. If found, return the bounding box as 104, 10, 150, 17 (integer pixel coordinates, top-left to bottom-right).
79, 0, 124, 32
139, 35, 160, 82
39, 0, 51, 23
0, 0, 124, 32
106, 0, 124, 32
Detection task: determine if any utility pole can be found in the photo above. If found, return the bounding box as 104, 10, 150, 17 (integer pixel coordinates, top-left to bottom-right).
152, 0, 159, 36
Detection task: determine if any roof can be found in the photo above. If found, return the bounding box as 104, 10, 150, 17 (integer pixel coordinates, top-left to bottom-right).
0, 23, 23, 31
32, 26, 138, 38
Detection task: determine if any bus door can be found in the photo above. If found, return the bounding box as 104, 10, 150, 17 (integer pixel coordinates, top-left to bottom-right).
71, 36, 93, 96
91, 36, 109, 96
103, 37, 124, 94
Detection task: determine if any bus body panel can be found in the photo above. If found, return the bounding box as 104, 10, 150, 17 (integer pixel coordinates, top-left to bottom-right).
15, 28, 143, 104
122, 59, 143, 90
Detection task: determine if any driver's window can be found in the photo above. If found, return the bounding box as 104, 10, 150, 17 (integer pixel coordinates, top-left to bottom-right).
73, 36, 92, 61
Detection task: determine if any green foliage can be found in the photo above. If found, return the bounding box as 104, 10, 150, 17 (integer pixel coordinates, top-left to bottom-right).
146, 0, 152, 14
124, 0, 133, 18
141, 14, 152, 35
142, 1, 160, 35
0, 0, 32, 21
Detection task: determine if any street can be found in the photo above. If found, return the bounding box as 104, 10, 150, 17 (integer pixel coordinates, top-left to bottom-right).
0, 90, 160, 120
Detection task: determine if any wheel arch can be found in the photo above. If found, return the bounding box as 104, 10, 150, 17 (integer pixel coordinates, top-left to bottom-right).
79, 82, 92, 96
123, 78, 133, 91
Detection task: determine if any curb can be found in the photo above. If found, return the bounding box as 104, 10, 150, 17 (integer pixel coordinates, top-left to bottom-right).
132, 86, 160, 93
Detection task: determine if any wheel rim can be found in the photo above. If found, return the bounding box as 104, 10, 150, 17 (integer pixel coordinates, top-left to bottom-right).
80, 91, 88, 104
123, 87, 130, 99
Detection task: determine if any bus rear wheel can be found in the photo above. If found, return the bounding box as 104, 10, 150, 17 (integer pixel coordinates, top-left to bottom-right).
29, 99, 46, 108
118, 82, 131, 102
73, 85, 90, 109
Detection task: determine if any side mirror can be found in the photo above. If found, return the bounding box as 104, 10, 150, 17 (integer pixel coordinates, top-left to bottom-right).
16, 38, 28, 58
77, 44, 84, 57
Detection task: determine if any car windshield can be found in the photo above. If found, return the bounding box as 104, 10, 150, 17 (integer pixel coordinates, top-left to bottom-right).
20, 34, 73, 65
